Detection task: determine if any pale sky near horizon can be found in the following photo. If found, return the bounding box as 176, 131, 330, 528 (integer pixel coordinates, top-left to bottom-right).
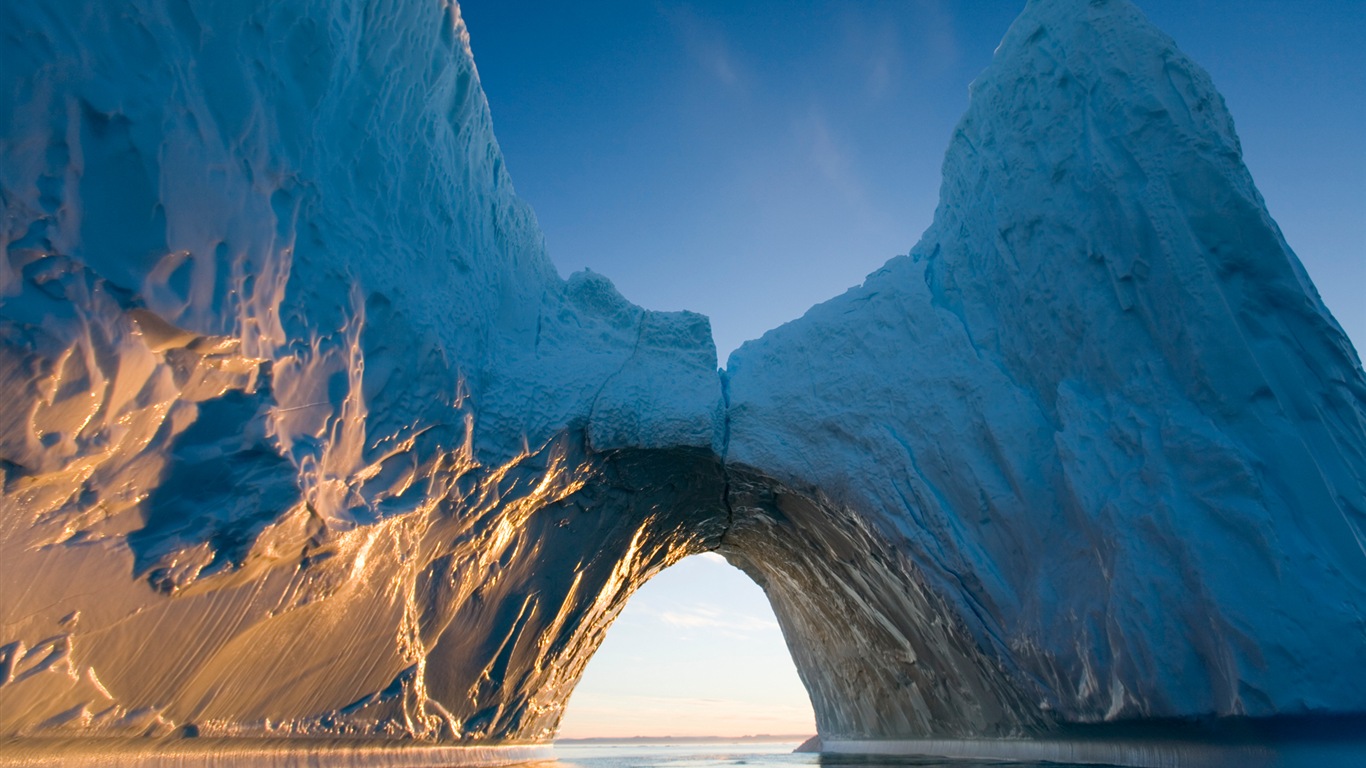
459, 0, 1365, 739
556, 554, 815, 739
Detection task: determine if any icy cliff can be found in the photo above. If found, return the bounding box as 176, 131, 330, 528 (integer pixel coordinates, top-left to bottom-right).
726, 0, 1366, 733
0, 0, 722, 742
1, 0, 1363, 756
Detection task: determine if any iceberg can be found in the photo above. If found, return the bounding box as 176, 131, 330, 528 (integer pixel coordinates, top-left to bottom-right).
0, 0, 722, 743
0, 0, 1362, 761
725, 0, 1366, 736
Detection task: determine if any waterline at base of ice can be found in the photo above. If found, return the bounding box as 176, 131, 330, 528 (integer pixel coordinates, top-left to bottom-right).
821, 736, 1364, 768
0, 739, 554, 768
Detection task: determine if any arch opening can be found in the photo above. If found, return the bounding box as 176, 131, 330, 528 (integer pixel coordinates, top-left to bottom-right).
556, 553, 814, 740
498, 444, 1043, 744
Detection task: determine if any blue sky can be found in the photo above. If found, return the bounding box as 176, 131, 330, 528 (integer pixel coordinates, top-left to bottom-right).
459, 0, 1365, 739
462, 0, 1363, 361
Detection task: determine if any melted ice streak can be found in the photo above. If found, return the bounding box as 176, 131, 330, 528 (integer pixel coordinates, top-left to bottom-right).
0, 0, 1362, 748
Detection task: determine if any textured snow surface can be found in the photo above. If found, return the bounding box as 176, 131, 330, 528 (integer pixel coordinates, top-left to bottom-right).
0, 0, 722, 742
728, 0, 1366, 726
1, 0, 1364, 752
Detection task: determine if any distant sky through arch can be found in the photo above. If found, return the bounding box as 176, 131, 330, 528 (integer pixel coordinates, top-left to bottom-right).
557, 554, 815, 739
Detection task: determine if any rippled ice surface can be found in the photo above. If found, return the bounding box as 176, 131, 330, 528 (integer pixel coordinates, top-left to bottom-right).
546, 742, 1074, 768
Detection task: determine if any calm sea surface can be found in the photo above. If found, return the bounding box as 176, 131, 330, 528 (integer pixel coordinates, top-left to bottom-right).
537, 738, 1366, 768
543, 741, 1080, 768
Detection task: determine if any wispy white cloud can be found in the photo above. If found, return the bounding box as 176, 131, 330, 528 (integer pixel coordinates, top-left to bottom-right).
839, 1, 959, 98
915, 0, 961, 73
660, 3, 744, 89
854, 16, 902, 99
652, 604, 778, 634
798, 108, 869, 212
867, 46, 895, 99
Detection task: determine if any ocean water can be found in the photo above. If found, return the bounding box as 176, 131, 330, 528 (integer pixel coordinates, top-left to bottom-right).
540, 738, 1366, 768
545, 741, 1075, 768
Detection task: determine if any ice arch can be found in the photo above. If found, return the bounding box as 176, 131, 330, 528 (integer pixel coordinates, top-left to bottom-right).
1, 0, 1365, 755
405, 449, 1046, 741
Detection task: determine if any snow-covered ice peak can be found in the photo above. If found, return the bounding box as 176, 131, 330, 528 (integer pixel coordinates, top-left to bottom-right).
1, 0, 1364, 754
728, 0, 1366, 727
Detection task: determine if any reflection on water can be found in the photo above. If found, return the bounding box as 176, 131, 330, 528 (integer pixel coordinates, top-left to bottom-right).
526, 737, 1366, 768
531, 742, 1089, 768
818, 756, 1073, 767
